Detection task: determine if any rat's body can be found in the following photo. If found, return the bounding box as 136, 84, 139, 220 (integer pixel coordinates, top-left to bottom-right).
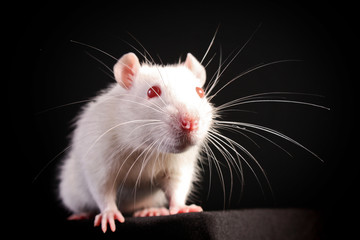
59, 53, 213, 232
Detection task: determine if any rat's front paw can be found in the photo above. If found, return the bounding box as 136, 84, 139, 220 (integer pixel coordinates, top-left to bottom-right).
169, 204, 203, 215
133, 207, 170, 217
94, 208, 125, 233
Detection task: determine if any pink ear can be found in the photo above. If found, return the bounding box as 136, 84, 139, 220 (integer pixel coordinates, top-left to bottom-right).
113, 53, 140, 89
184, 53, 206, 86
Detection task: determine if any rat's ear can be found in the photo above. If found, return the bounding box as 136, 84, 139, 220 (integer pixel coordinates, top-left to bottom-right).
114, 52, 140, 89
184, 53, 206, 86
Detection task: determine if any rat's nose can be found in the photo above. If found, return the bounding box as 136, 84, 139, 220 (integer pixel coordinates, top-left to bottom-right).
181, 116, 199, 132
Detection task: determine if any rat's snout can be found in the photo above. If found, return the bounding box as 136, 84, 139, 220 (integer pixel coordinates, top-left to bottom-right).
180, 116, 199, 132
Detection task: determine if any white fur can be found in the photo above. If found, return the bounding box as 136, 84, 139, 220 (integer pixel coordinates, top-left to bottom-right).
59, 53, 213, 216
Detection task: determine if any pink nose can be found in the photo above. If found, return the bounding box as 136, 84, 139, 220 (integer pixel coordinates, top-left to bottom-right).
181, 116, 199, 131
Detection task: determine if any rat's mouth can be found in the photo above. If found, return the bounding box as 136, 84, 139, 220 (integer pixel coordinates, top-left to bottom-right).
157, 114, 204, 153
160, 133, 199, 154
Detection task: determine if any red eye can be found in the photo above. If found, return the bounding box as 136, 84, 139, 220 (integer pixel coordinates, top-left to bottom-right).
147, 86, 162, 99
196, 87, 205, 98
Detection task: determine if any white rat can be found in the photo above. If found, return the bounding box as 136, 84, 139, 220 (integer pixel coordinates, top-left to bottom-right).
59, 52, 213, 232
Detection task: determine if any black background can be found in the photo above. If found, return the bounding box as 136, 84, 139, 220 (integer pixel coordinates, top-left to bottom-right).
9, 0, 355, 238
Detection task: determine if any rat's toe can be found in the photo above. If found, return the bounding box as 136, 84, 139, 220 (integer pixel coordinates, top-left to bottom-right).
94, 209, 125, 233
133, 207, 169, 217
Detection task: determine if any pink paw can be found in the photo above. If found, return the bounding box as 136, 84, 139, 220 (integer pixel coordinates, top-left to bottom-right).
94, 209, 125, 233
133, 207, 170, 217
169, 204, 203, 215
67, 212, 93, 220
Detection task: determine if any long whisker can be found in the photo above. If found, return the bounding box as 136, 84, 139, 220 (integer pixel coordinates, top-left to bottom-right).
120, 140, 157, 198
113, 136, 151, 193
204, 135, 227, 209
208, 59, 302, 101
127, 121, 162, 137
36, 91, 167, 116
134, 136, 163, 191
202, 141, 215, 202
209, 130, 258, 181
214, 122, 292, 157
208, 130, 246, 178
201, 24, 220, 64
207, 132, 236, 207
205, 45, 223, 95
216, 91, 326, 110
203, 52, 217, 70
112, 125, 165, 198
35, 99, 94, 115
216, 120, 324, 162
127, 32, 157, 65
209, 130, 274, 201
125, 33, 168, 104
33, 129, 101, 182
212, 123, 260, 148
207, 130, 253, 206
218, 99, 330, 111
117, 98, 167, 115
70, 40, 117, 61
84, 51, 115, 75
82, 119, 160, 163
32, 144, 72, 183
206, 23, 262, 97
121, 39, 152, 64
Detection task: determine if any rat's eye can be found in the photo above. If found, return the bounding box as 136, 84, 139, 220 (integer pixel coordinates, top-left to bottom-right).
196, 87, 205, 98
147, 86, 162, 99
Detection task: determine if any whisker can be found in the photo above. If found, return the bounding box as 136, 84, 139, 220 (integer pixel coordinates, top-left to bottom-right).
216, 91, 326, 110
206, 23, 262, 97
124, 33, 168, 104
207, 133, 235, 207
201, 24, 220, 64
32, 144, 72, 183
127, 32, 157, 65
82, 119, 160, 163
113, 137, 151, 193
35, 99, 94, 115
117, 98, 167, 115
70, 40, 117, 61
209, 130, 273, 201
33, 128, 103, 183
120, 140, 157, 198
121, 39, 152, 64
205, 45, 223, 95
208, 59, 302, 101
202, 141, 215, 202
218, 99, 330, 111
208, 130, 252, 181
215, 120, 324, 162
126, 121, 162, 139
36, 91, 168, 116
213, 123, 260, 148
98, 67, 117, 81
215, 122, 292, 157
112, 92, 167, 113
204, 135, 227, 209
156, 53, 164, 65
203, 52, 217, 70
134, 136, 163, 191
84, 51, 115, 78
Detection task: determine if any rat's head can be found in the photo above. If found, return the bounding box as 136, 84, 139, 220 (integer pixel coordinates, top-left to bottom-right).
113, 52, 213, 153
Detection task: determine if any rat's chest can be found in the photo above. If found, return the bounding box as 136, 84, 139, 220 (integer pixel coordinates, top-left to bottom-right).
106, 151, 172, 185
